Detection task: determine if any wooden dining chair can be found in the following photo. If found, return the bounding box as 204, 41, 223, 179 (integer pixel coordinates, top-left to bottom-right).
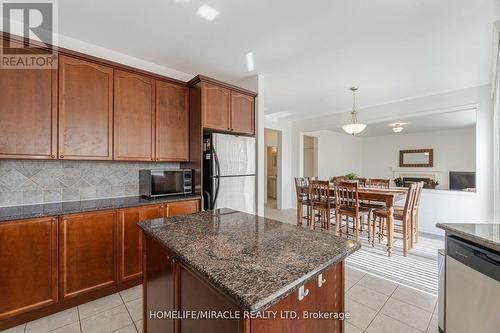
294, 177, 311, 226
410, 181, 424, 247
334, 181, 371, 241
366, 178, 390, 189
309, 180, 333, 229
372, 183, 417, 256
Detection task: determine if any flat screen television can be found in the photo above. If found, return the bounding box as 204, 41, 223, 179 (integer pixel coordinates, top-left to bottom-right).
449, 171, 476, 191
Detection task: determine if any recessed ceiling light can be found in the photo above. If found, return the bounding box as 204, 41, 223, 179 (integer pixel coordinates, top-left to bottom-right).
392, 127, 404, 133
197, 4, 219, 21
246, 52, 254, 72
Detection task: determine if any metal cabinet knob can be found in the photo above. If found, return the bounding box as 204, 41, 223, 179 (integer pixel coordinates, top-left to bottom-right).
60, 154, 64, 158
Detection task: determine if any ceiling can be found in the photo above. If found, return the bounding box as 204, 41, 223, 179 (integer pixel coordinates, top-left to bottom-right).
330, 109, 477, 137
58, 0, 500, 120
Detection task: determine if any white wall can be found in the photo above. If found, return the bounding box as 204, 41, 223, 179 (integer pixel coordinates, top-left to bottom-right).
361, 127, 476, 190
304, 130, 363, 180
290, 85, 494, 235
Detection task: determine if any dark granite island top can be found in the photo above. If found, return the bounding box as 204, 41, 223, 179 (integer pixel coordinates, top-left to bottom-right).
138, 209, 360, 312
436, 223, 500, 252
0, 194, 201, 222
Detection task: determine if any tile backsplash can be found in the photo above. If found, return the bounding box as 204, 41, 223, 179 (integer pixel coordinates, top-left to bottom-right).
0, 160, 179, 207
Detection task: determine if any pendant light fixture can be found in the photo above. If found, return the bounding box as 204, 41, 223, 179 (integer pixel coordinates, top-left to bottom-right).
342, 87, 367, 135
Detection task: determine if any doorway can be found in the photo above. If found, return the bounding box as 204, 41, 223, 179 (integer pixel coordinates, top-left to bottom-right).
264, 128, 281, 209
303, 135, 318, 177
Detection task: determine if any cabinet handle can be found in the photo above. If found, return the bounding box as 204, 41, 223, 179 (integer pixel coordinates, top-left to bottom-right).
298, 285, 309, 301
60, 154, 64, 158
317, 273, 326, 287
51, 154, 55, 159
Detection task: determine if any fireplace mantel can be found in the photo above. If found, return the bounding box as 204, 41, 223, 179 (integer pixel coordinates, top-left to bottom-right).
392, 167, 444, 189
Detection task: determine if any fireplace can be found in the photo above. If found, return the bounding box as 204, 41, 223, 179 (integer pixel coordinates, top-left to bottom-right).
403, 177, 432, 188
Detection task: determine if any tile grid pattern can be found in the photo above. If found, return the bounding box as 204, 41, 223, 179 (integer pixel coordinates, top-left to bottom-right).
345, 266, 438, 333
2, 285, 143, 333
0, 160, 179, 207
2, 268, 439, 333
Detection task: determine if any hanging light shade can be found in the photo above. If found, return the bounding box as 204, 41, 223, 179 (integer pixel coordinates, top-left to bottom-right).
342, 87, 367, 135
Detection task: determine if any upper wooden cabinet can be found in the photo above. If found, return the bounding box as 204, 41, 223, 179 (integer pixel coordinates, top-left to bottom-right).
114, 70, 155, 161
0, 40, 57, 159
190, 76, 256, 136
230, 92, 255, 135
201, 82, 231, 132
0, 216, 58, 320
58, 55, 113, 160
156, 81, 189, 161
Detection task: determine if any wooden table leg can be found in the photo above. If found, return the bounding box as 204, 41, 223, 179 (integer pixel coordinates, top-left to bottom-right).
386, 197, 394, 257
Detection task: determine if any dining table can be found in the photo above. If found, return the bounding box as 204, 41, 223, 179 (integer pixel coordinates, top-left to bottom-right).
330, 186, 408, 256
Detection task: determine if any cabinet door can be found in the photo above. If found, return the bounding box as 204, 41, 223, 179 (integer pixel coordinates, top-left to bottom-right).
230, 92, 254, 135
166, 200, 200, 217
0, 40, 57, 159
156, 81, 189, 161
59, 210, 117, 300
0, 217, 58, 320
118, 204, 165, 283
114, 70, 155, 161
202, 82, 230, 131
58, 55, 113, 160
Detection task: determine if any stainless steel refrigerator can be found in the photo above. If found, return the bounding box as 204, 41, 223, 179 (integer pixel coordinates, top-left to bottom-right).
203, 133, 256, 214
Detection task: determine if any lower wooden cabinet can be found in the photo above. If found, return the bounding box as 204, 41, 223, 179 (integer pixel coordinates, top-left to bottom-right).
167, 200, 200, 217
59, 210, 117, 301
118, 204, 165, 283
0, 199, 200, 329
0, 217, 58, 320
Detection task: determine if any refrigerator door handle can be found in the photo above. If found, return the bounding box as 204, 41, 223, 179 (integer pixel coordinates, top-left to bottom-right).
212, 147, 221, 210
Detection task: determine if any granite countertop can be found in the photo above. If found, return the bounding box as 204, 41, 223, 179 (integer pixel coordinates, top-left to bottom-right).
436, 223, 500, 252
138, 209, 360, 311
0, 194, 201, 222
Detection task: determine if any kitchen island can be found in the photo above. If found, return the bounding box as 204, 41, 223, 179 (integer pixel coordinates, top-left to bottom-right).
138, 209, 360, 333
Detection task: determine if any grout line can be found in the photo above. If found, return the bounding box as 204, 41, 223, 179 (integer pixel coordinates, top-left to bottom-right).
119, 292, 139, 333
77, 306, 83, 333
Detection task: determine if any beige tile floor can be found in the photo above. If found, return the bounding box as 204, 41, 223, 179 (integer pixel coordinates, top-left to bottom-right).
2, 285, 143, 333
3, 267, 438, 333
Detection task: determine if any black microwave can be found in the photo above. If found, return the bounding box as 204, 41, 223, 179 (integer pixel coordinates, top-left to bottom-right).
139, 169, 192, 197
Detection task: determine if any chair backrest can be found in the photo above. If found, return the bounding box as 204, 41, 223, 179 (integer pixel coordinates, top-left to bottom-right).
366, 178, 390, 189
402, 183, 417, 222
412, 181, 424, 212
294, 177, 309, 203
309, 180, 330, 205
331, 176, 346, 184
334, 181, 359, 209
358, 177, 367, 186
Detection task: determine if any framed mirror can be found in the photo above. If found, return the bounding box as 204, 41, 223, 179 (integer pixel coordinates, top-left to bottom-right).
399, 149, 433, 167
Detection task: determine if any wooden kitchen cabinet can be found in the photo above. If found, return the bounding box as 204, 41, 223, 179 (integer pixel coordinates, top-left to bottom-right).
201, 82, 231, 131
59, 210, 117, 300
230, 92, 255, 135
189, 76, 256, 136
0, 217, 58, 320
117, 204, 165, 283
156, 81, 189, 161
114, 70, 155, 161
166, 200, 200, 217
0, 40, 57, 159
58, 55, 113, 160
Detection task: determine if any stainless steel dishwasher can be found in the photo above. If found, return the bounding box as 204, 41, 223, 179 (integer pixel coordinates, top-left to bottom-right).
445, 236, 500, 333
